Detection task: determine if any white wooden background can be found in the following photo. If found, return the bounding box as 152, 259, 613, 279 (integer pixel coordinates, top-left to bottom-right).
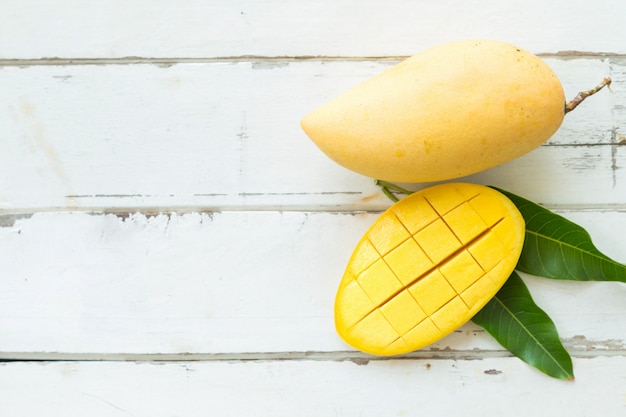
1, 1, 625, 415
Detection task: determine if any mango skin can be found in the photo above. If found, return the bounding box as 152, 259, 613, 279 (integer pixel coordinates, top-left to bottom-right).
300, 40, 566, 182
334, 183, 525, 356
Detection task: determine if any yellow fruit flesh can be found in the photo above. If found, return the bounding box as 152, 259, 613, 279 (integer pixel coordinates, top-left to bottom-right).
334, 183, 525, 355
301, 39, 565, 182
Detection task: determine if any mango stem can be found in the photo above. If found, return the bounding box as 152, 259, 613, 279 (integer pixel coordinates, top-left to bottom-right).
564, 77, 612, 114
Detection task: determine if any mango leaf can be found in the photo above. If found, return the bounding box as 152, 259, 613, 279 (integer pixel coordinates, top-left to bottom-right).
493, 187, 626, 283
472, 272, 574, 380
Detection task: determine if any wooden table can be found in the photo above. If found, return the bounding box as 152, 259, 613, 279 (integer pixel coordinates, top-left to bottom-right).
1, 1, 625, 415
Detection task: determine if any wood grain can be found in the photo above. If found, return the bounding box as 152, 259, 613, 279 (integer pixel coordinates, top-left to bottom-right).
0, 58, 623, 211
1, 358, 625, 416
2, 0, 626, 58
1, 210, 624, 355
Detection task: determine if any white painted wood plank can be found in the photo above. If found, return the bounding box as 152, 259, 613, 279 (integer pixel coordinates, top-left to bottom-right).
0, 58, 623, 210
1, 210, 624, 355
2, 0, 626, 59
0, 358, 624, 417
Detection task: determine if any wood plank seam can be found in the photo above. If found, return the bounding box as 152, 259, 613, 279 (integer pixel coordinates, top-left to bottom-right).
1, 346, 624, 363
0, 53, 625, 67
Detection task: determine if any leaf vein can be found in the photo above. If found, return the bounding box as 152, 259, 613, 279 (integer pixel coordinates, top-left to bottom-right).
491, 294, 571, 376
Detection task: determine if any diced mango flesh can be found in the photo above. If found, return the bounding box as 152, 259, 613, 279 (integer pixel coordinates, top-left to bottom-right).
334, 183, 525, 356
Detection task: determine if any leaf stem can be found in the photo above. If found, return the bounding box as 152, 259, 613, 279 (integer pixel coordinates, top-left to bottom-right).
380, 186, 399, 202
374, 180, 413, 203
564, 77, 612, 114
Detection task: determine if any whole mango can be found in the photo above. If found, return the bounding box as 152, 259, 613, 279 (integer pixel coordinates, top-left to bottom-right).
300, 40, 565, 182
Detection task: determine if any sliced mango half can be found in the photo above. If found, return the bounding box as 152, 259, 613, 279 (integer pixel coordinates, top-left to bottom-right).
335, 182, 525, 355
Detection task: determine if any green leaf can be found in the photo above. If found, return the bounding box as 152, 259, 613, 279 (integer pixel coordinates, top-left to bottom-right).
493, 187, 626, 282
472, 272, 574, 380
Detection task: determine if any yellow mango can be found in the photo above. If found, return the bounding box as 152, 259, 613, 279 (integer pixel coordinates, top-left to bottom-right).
301, 40, 565, 182
334, 182, 525, 355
